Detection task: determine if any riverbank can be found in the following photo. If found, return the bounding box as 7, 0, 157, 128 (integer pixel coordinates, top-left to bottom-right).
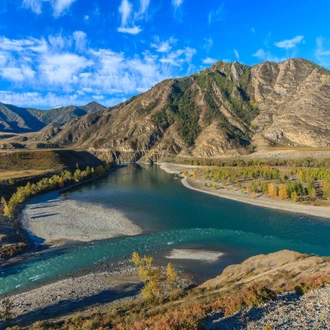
159, 163, 330, 219
21, 191, 142, 246
1, 260, 142, 328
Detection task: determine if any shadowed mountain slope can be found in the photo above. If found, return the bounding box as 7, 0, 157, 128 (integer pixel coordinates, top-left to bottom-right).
0, 101, 105, 133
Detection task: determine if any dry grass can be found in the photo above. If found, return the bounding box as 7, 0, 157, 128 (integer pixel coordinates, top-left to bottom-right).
0, 170, 52, 181
265, 146, 330, 152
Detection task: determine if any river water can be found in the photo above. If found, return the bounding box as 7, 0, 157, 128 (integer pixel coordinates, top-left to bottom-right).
1, 164, 330, 296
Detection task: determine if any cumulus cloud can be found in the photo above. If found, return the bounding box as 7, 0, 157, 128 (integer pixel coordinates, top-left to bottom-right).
0, 32, 197, 107
274, 35, 304, 49
117, 0, 150, 34
202, 57, 217, 65
22, 0, 75, 17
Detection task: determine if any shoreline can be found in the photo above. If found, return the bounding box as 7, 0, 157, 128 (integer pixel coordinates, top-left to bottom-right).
159, 163, 330, 220
21, 190, 142, 246
1, 260, 141, 328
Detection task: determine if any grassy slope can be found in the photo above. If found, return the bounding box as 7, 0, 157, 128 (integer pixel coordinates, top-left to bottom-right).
0, 149, 105, 261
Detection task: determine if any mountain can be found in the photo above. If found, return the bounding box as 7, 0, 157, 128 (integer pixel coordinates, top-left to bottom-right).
0, 101, 105, 133
4, 59, 330, 161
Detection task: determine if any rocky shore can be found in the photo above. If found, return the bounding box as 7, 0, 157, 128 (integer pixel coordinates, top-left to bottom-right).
204, 286, 330, 329
1, 260, 141, 328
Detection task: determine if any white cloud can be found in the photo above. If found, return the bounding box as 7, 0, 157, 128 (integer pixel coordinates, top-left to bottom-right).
119, 0, 132, 27
151, 37, 177, 53
0, 66, 36, 82
117, 26, 142, 35
73, 31, 87, 52
172, 0, 184, 10
135, 0, 150, 19
0, 37, 35, 51
52, 0, 76, 17
159, 47, 196, 66
202, 57, 217, 65
22, 0, 75, 17
315, 37, 330, 68
208, 3, 224, 24
0, 32, 197, 108
203, 38, 213, 52
40, 53, 92, 85
0, 90, 125, 108
84, 15, 89, 21
234, 49, 239, 61
274, 35, 304, 49
22, 0, 43, 14
117, 0, 149, 34
253, 49, 284, 62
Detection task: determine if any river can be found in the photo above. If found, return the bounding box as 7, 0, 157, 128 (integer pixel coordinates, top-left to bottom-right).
1, 164, 330, 296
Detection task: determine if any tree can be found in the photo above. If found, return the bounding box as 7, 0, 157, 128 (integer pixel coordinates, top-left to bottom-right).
291, 191, 299, 202
278, 185, 288, 200
166, 263, 178, 291
322, 181, 330, 200
267, 183, 278, 198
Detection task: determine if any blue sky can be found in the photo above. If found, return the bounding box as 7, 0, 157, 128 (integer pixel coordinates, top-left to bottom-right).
0, 0, 330, 109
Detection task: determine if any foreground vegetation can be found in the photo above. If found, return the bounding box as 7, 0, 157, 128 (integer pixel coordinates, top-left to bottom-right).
4, 253, 330, 330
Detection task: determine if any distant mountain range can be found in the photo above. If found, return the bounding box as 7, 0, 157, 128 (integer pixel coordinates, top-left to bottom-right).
0, 101, 105, 133
2, 59, 330, 162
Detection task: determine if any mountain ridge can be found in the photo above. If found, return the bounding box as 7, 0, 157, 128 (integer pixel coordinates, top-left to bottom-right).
0, 101, 105, 133
2, 58, 330, 161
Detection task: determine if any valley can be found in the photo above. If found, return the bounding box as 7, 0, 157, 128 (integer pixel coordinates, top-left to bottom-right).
1, 59, 330, 329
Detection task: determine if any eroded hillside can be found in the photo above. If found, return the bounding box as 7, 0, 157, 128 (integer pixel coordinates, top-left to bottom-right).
4, 59, 330, 162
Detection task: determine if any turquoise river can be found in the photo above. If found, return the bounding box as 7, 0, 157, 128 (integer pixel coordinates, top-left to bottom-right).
1, 164, 330, 296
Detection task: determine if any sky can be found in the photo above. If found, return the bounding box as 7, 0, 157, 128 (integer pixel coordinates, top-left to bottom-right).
0, 0, 330, 109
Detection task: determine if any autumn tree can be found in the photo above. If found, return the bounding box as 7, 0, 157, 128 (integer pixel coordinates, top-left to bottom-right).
278, 185, 288, 200
267, 183, 278, 198
322, 181, 330, 200
132, 252, 180, 302
166, 262, 178, 291
291, 191, 299, 202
